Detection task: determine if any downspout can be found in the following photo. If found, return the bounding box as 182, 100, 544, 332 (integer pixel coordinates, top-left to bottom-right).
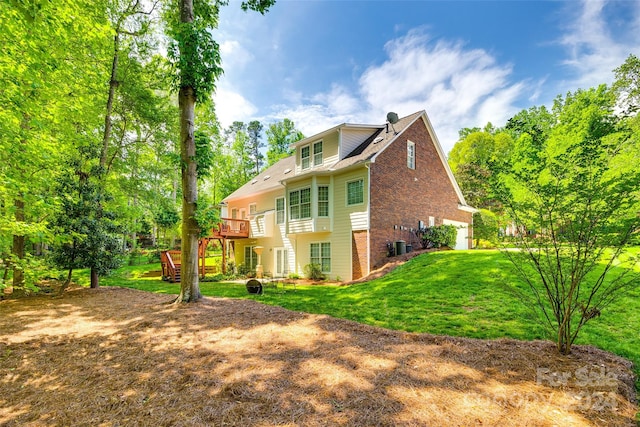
365, 161, 371, 277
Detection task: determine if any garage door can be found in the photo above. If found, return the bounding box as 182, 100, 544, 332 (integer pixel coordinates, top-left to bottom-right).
442, 219, 469, 250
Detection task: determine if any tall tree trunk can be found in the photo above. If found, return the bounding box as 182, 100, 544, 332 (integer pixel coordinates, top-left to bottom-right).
177, 85, 201, 302
100, 33, 119, 169
170, 177, 178, 248
176, 0, 201, 303
12, 197, 25, 287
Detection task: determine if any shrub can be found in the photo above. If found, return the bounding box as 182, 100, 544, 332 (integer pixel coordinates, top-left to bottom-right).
303, 263, 325, 281
416, 225, 457, 249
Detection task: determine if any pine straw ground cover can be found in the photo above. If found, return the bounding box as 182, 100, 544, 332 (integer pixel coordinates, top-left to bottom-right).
0, 287, 637, 426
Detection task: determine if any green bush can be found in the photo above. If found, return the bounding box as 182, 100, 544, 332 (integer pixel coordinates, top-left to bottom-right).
303, 263, 325, 280
416, 225, 457, 249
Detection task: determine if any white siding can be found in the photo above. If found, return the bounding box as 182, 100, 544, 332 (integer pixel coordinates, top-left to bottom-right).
340, 128, 379, 160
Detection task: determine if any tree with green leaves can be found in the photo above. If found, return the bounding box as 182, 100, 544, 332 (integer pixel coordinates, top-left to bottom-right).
448, 129, 512, 211
51, 157, 125, 293
0, 0, 112, 291
265, 118, 304, 166
498, 85, 640, 355
613, 54, 640, 115
247, 120, 265, 174
164, 0, 275, 302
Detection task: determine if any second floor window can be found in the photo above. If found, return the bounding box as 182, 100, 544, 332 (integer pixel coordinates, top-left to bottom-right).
276, 197, 285, 224
313, 141, 323, 166
347, 179, 364, 206
289, 188, 311, 220
301, 145, 311, 169
318, 186, 329, 217
407, 141, 416, 169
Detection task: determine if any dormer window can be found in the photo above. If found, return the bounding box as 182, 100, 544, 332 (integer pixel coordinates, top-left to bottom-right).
313, 141, 323, 166
301, 145, 311, 169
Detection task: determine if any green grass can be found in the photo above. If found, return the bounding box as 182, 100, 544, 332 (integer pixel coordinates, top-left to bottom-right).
94, 249, 640, 387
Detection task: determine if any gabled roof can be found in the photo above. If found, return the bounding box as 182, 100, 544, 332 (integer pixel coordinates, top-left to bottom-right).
222, 155, 295, 201
223, 111, 474, 210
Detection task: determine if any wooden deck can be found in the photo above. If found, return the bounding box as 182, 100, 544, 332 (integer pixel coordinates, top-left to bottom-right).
211, 218, 250, 239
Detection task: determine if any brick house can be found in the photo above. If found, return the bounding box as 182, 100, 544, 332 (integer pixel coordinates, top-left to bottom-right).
215, 110, 475, 281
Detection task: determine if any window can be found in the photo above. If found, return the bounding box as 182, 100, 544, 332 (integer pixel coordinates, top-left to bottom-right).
347, 179, 364, 206
249, 203, 257, 215
407, 141, 416, 169
310, 242, 331, 272
301, 145, 311, 169
429, 216, 435, 227
289, 188, 311, 220
317, 186, 329, 217
244, 246, 258, 271
275, 197, 285, 224
275, 248, 288, 276
313, 141, 323, 166
231, 208, 237, 219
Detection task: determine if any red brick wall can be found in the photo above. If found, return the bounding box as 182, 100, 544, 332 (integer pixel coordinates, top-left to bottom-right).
369, 117, 472, 269
351, 230, 368, 280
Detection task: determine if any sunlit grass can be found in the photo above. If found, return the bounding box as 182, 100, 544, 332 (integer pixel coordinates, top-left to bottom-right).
95, 248, 640, 387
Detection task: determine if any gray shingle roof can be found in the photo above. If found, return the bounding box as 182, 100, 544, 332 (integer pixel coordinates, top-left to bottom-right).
222, 111, 426, 201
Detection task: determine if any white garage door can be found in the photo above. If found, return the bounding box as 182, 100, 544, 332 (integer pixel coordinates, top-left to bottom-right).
442, 219, 469, 250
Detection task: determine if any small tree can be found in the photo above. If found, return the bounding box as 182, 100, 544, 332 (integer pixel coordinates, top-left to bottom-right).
52, 165, 124, 292
498, 86, 640, 355
473, 209, 500, 248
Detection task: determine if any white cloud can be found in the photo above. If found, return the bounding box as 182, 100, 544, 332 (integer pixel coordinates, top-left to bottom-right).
271, 29, 525, 153
357, 29, 527, 152
219, 39, 254, 72
557, 0, 640, 89
213, 86, 258, 128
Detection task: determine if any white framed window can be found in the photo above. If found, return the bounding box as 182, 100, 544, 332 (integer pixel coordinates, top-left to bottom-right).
313, 141, 323, 166
310, 242, 331, 273
429, 216, 435, 227
289, 187, 311, 220
244, 246, 258, 270
275, 197, 285, 224
407, 140, 415, 169
346, 179, 364, 206
231, 208, 238, 219
301, 145, 311, 169
249, 203, 257, 215
275, 248, 289, 276
317, 186, 329, 217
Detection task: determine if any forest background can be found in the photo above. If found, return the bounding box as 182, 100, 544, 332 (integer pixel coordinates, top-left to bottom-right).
1, 0, 638, 298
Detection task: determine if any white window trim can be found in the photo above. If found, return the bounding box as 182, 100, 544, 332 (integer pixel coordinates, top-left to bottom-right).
346, 178, 364, 206
317, 185, 329, 217
313, 140, 323, 166
275, 197, 285, 224
301, 144, 311, 170
310, 241, 331, 273
249, 203, 257, 215
407, 140, 416, 170
289, 187, 312, 221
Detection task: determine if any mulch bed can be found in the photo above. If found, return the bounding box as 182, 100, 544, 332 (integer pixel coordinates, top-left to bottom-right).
0, 287, 637, 426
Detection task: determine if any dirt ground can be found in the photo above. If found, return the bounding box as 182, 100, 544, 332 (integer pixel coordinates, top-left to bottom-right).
0, 287, 637, 426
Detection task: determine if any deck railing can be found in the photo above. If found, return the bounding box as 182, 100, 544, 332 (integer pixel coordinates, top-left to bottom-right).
212, 218, 250, 239
161, 250, 182, 283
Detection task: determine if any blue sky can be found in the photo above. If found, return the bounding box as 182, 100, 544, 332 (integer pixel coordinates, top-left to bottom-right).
212, 0, 640, 154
